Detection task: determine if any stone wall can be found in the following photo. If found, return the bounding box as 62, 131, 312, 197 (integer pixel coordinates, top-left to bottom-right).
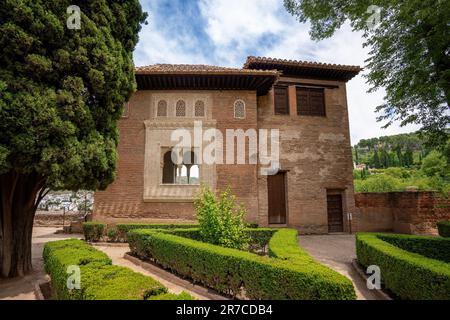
354, 192, 450, 235
34, 211, 83, 227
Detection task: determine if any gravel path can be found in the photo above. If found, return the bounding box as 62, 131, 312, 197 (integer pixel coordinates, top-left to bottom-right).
299, 234, 380, 300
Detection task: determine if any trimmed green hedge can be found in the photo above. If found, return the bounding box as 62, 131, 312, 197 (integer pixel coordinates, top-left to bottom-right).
356, 233, 450, 300
82, 222, 105, 242
377, 233, 450, 263
116, 223, 198, 242
128, 228, 356, 300
43, 239, 195, 300
437, 221, 450, 238
161, 228, 275, 254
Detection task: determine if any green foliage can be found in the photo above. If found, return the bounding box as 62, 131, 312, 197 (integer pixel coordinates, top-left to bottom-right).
106, 228, 119, 243
0, 1, 146, 189
148, 292, 196, 300
128, 229, 356, 300
437, 221, 450, 238
377, 234, 450, 263
194, 186, 249, 250
354, 166, 450, 193
421, 151, 448, 178
116, 223, 199, 242
43, 239, 172, 300
284, 1, 450, 143
354, 174, 402, 192
82, 222, 105, 242
356, 233, 450, 300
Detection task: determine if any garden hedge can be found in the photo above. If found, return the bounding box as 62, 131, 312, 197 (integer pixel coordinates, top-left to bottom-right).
356, 233, 450, 300
128, 228, 356, 300
43, 239, 193, 300
82, 222, 105, 242
116, 223, 199, 242
437, 220, 450, 238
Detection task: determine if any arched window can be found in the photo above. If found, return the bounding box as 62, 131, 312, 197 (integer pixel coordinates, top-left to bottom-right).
195, 100, 205, 117
162, 149, 200, 185
157, 100, 168, 117
234, 99, 246, 119
162, 150, 176, 184
176, 100, 186, 117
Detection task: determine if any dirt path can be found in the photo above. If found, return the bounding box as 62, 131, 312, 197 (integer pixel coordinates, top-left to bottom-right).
299, 234, 381, 300
93, 244, 227, 300
0, 227, 80, 300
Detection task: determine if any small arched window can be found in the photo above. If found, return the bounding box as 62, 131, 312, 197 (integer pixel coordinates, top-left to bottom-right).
157, 100, 168, 117
195, 100, 205, 117
234, 99, 246, 119
176, 100, 186, 117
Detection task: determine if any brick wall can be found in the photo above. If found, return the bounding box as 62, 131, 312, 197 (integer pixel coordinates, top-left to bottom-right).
257, 77, 356, 233
354, 192, 450, 235
93, 90, 259, 224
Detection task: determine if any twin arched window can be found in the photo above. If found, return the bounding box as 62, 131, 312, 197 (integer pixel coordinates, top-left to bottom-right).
162, 149, 199, 185
234, 99, 246, 119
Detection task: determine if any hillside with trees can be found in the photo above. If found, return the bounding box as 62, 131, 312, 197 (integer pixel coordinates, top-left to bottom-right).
353, 132, 450, 193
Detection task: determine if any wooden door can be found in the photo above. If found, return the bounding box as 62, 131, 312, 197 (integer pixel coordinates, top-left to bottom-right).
327, 194, 343, 232
268, 172, 287, 224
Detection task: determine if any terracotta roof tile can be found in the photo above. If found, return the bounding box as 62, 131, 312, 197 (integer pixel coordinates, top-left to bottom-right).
136, 64, 279, 75
243, 56, 362, 72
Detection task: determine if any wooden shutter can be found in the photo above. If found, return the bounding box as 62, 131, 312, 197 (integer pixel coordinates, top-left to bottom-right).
296, 87, 326, 117
274, 86, 289, 115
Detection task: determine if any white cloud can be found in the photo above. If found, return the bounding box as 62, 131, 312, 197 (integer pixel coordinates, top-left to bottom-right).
134, 0, 420, 144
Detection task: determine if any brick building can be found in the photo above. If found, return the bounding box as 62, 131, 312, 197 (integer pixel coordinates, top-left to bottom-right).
93, 57, 362, 234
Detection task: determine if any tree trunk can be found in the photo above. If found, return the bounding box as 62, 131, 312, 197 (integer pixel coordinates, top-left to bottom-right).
0, 171, 46, 278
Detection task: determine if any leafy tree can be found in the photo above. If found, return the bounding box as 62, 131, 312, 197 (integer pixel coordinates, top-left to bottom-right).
373, 150, 381, 168
284, 0, 450, 146
421, 151, 448, 178
0, 1, 147, 277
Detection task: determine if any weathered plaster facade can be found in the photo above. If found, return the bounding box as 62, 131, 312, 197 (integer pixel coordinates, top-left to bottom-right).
93, 58, 361, 233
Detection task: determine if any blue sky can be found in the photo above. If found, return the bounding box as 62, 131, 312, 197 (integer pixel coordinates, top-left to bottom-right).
133, 0, 420, 144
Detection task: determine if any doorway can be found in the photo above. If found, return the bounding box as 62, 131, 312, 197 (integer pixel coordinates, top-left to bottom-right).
268, 172, 287, 224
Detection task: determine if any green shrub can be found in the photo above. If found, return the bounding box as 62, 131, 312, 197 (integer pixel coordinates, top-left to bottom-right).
195, 186, 249, 250
82, 222, 105, 242
128, 229, 356, 300
162, 227, 275, 254
354, 174, 403, 192
377, 233, 450, 262
438, 221, 450, 238
148, 292, 196, 300
43, 239, 167, 300
356, 233, 450, 300
116, 223, 198, 242
107, 228, 119, 243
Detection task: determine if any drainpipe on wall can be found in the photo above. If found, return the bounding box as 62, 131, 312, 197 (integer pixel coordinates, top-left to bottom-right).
347, 212, 353, 234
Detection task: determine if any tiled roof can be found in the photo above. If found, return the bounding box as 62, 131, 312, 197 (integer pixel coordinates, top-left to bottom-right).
243, 56, 362, 81
136, 64, 279, 75
244, 56, 362, 72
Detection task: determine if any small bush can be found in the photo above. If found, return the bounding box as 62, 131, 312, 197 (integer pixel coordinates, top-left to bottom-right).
195, 186, 249, 250
356, 233, 450, 300
43, 239, 168, 300
107, 228, 119, 243
82, 222, 105, 242
437, 220, 450, 238
128, 229, 356, 300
